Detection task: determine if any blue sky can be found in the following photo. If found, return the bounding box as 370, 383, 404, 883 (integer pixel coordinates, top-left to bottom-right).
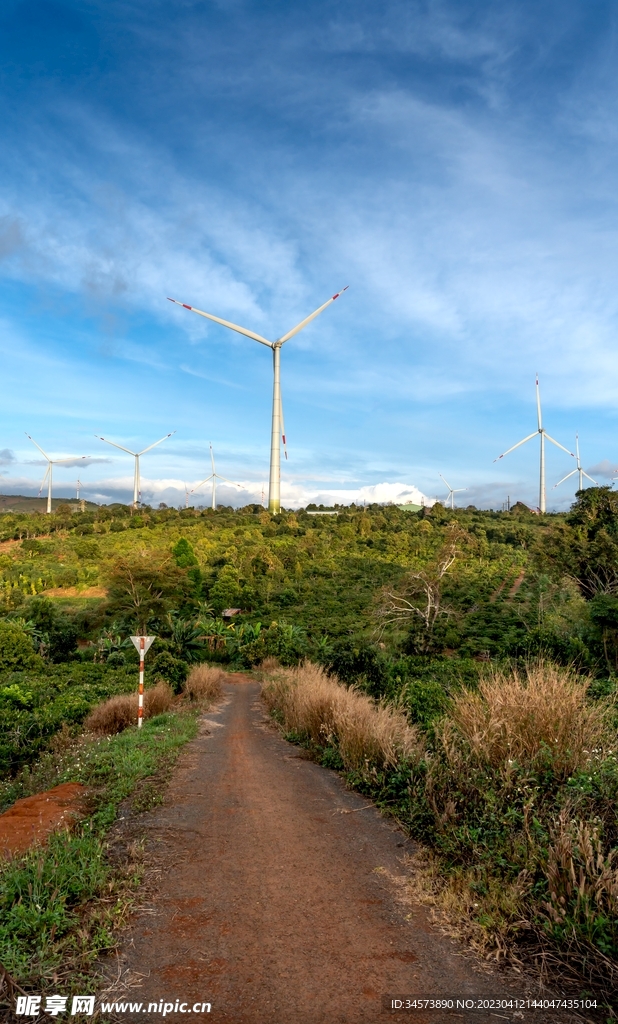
1, 0, 618, 509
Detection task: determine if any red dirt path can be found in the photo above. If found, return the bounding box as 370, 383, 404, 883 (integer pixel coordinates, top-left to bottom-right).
103, 677, 574, 1024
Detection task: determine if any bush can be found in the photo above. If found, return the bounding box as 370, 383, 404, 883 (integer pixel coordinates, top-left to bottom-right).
150, 651, 188, 694
0, 622, 36, 672
84, 681, 174, 735
107, 651, 126, 668
182, 664, 226, 704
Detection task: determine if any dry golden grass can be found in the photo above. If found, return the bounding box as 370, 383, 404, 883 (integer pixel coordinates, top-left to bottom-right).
441, 662, 612, 778
544, 810, 618, 928
257, 656, 280, 676
262, 661, 422, 771
182, 663, 226, 704
84, 681, 174, 735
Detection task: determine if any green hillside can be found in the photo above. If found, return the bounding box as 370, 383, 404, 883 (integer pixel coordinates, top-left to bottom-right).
0, 492, 617, 997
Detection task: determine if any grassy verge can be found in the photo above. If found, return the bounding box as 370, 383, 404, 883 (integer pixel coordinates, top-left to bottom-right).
0, 708, 199, 1007
262, 660, 618, 1013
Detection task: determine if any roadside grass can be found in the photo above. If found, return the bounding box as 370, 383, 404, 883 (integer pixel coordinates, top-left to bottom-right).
0, 708, 199, 1004
262, 661, 421, 774
262, 660, 618, 1008
182, 663, 226, 704
84, 681, 175, 735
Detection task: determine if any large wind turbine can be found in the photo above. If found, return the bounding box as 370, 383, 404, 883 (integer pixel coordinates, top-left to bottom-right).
553, 435, 597, 494
494, 377, 574, 513
26, 434, 89, 514
167, 288, 349, 513
192, 443, 243, 511
439, 474, 467, 509
96, 432, 175, 508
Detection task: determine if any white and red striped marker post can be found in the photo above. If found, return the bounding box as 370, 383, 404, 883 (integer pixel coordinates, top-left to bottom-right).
130, 635, 156, 728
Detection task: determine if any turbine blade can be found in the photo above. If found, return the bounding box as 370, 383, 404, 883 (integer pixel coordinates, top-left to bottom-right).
583, 472, 597, 484
553, 470, 577, 488
439, 473, 451, 490
25, 432, 49, 460
138, 430, 176, 455
544, 433, 575, 457
96, 436, 136, 456
210, 442, 215, 476
277, 287, 348, 345
215, 475, 243, 487
167, 298, 273, 348
192, 474, 214, 490
53, 456, 89, 464
38, 465, 50, 496
493, 431, 538, 461
536, 375, 542, 431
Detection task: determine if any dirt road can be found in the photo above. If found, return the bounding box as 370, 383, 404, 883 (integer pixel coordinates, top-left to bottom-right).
106, 677, 570, 1024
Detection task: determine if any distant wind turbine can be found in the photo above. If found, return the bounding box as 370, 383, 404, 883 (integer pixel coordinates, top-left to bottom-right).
167, 287, 348, 513
494, 377, 574, 513
553, 435, 597, 494
26, 434, 89, 514
192, 443, 243, 511
439, 474, 467, 509
96, 432, 175, 508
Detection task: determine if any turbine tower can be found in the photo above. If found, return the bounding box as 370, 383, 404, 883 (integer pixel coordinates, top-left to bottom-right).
192, 443, 243, 511
96, 432, 175, 508
167, 287, 348, 513
553, 435, 597, 494
26, 434, 89, 514
439, 474, 467, 509
494, 377, 574, 513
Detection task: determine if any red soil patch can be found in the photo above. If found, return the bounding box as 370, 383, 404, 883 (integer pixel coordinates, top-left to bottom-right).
0, 783, 87, 858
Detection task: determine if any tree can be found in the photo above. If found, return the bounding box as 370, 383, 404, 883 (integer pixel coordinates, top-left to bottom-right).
376, 525, 465, 654
105, 555, 190, 629
172, 537, 198, 568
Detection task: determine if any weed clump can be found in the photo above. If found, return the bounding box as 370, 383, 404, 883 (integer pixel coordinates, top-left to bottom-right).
84, 681, 174, 735
443, 662, 611, 779
182, 664, 226, 704
262, 661, 422, 772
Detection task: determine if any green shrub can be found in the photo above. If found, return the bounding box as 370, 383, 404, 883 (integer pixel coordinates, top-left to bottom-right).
150, 651, 188, 694
0, 622, 35, 672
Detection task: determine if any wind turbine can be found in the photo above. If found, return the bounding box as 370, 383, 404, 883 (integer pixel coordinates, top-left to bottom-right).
192, 443, 243, 511
439, 474, 467, 509
167, 287, 349, 513
553, 435, 597, 494
494, 377, 574, 513
95, 432, 175, 508
26, 434, 89, 514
